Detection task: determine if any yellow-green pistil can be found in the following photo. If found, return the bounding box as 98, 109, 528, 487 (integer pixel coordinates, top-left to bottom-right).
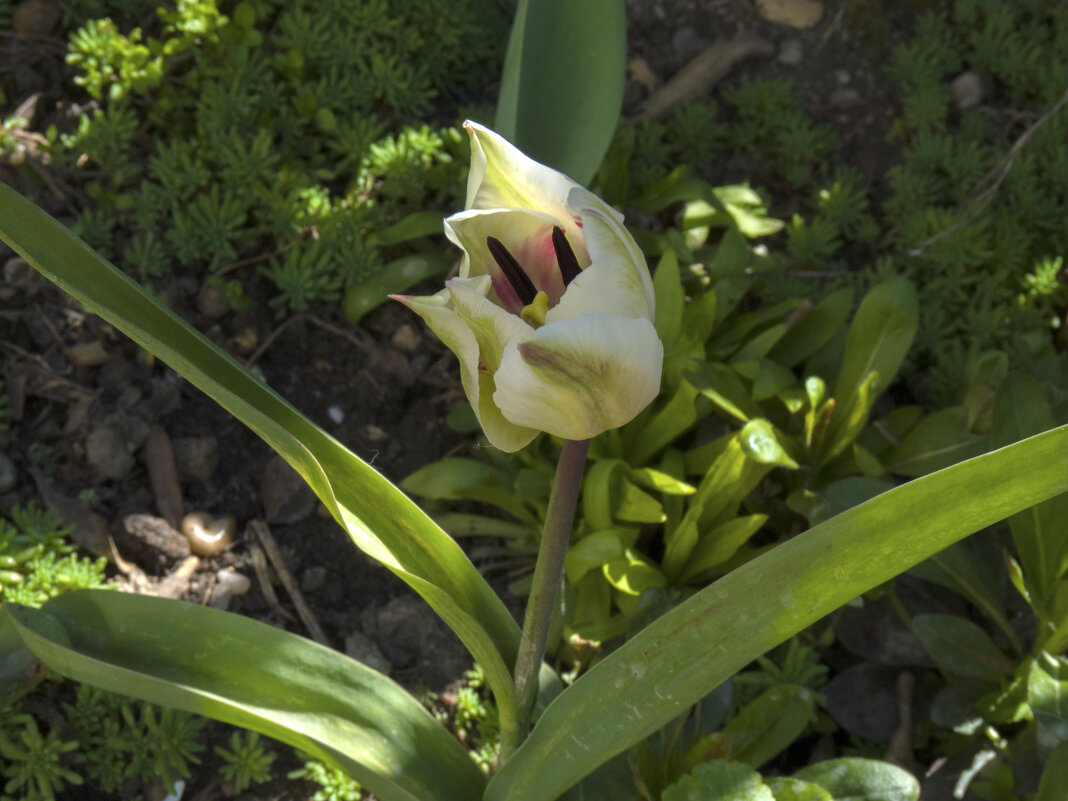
486, 226, 582, 329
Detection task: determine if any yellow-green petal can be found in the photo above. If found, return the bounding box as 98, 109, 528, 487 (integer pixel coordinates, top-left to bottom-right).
492, 314, 663, 440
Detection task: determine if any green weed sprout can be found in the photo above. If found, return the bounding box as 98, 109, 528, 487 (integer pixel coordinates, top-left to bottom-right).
215, 730, 276, 794
0, 504, 108, 606
121, 704, 205, 790
289, 755, 363, 801
0, 718, 82, 801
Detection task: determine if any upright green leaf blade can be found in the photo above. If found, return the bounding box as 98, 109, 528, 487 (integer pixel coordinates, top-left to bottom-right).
3, 591, 484, 801
487, 425, 1068, 801
495, 0, 625, 184
0, 182, 523, 735
822, 279, 918, 462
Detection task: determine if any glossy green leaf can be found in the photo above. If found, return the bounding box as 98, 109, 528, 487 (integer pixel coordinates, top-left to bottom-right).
911, 614, 1013, 680
822, 279, 918, 462
995, 372, 1068, 600
565, 530, 630, 584
766, 777, 833, 801
883, 406, 987, 477
0, 609, 46, 705
653, 250, 684, 346
495, 0, 624, 185
3, 591, 483, 801
1036, 741, 1068, 801
724, 685, 815, 769
603, 551, 667, 597
767, 288, 854, 370
1029, 653, 1068, 739
792, 758, 919, 801
629, 380, 701, 465
342, 251, 454, 323
487, 424, 1068, 801
0, 182, 524, 746
628, 467, 695, 496
679, 515, 768, 584
663, 761, 773, 801
909, 538, 1018, 651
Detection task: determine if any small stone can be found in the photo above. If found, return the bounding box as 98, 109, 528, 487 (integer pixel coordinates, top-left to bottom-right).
216, 569, 250, 595
86, 424, 135, 480
4, 257, 38, 291
671, 26, 706, 63
627, 57, 658, 94
362, 424, 388, 442
13, 0, 60, 35
952, 71, 983, 110
390, 324, 420, 353
0, 453, 16, 493
344, 631, 391, 673
836, 69, 851, 84
757, 0, 823, 28
778, 38, 803, 66
67, 341, 111, 367
261, 455, 316, 524
301, 565, 328, 593
123, 514, 191, 558
829, 86, 861, 105
327, 405, 344, 424
197, 282, 230, 320
171, 436, 218, 482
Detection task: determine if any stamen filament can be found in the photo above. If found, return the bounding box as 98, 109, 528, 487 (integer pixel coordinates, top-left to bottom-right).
487, 237, 537, 306
552, 226, 581, 285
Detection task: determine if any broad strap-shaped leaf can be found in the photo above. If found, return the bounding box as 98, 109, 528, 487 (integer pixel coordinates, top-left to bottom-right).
2, 591, 484, 801
487, 424, 1068, 801
495, 0, 625, 185
0, 182, 522, 736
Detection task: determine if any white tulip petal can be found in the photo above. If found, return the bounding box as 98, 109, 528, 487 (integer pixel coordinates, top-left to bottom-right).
393, 285, 537, 453
464, 122, 579, 221
493, 315, 664, 440
446, 277, 534, 373
546, 195, 655, 325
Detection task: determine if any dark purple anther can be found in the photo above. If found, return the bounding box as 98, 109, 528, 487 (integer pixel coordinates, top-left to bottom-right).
487, 237, 537, 306
552, 227, 581, 285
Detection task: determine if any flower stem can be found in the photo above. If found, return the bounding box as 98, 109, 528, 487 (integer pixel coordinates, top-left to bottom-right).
509, 438, 590, 752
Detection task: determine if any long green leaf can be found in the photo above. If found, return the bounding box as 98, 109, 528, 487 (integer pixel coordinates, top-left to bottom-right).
0, 182, 522, 735
3, 591, 483, 801
487, 424, 1068, 801
495, 0, 624, 184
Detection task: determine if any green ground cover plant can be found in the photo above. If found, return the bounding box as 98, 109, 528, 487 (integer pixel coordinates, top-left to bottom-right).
5, 0, 509, 313
619, 0, 1068, 409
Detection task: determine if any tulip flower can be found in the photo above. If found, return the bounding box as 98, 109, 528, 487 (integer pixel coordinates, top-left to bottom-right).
393, 121, 663, 452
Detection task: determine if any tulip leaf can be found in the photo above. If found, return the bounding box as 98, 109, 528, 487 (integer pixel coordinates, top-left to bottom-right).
2, 591, 484, 801
486, 424, 1068, 801
0, 182, 525, 744
495, 0, 625, 185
